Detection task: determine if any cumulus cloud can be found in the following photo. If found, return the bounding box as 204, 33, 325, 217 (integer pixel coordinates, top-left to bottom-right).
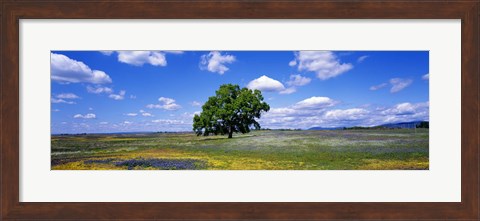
257, 96, 338, 129
286, 74, 311, 87
51, 53, 112, 84
99, 51, 114, 56
381, 102, 429, 116
289, 51, 353, 80
127, 110, 154, 117
247, 75, 286, 92
164, 51, 184, 54
87, 85, 113, 94
369, 83, 388, 91
370, 78, 413, 93
56, 93, 80, 99
293, 96, 337, 109
147, 97, 181, 110
117, 51, 167, 66
376, 102, 429, 124
324, 108, 369, 120
152, 119, 185, 124
73, 113, 96, 119
51, 98, 76, 104
279, 87, 296, 95
108, 90, 126, 100
87, 85, 126, 101
288, 60, 297, 67
259, 100, 429, 129
357, 55, 369, 63
191, 101, 202, 106
390, 78, 413, 93
268, 74, 312, 95
200, 51, 236, 74
142, 112, 153, 117
422, 73, 429, 80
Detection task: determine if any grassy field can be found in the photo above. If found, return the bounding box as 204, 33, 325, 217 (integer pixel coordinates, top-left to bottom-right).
51, 129, 429, 170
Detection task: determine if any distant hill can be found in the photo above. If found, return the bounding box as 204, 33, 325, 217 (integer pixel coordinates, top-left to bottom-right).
308, 121, 429, 130
380, 121, 428, 129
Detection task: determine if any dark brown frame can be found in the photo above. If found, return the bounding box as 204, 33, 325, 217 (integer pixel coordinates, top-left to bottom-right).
1, 0, 478, 220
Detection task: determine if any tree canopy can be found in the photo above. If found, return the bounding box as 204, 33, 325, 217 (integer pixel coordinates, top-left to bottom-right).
193, 84, 270, 138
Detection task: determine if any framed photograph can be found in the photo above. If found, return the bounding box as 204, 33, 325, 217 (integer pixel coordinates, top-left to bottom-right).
1, 1, 478, 220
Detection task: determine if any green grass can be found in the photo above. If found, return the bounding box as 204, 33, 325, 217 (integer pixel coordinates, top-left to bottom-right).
51, 129, 429, 170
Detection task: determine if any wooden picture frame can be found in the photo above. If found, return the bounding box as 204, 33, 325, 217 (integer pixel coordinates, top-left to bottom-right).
1, 1, 478, 220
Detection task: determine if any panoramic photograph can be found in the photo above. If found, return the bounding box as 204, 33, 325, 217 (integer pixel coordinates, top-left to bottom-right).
51, 50, 429, 170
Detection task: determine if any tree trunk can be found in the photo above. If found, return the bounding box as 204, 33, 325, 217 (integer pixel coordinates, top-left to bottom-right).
228, 126, 233, 138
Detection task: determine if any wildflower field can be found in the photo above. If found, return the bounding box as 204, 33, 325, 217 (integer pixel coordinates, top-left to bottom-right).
51, 129, 429, 170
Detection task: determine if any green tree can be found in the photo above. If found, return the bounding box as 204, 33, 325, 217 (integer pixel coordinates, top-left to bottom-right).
416, 121, 429, 128
193, 84, 270, 138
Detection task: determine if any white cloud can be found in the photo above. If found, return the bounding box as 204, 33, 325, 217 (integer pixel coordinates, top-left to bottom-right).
87, 85, 126, 101
126, 113, 138, 116
369, 83, 388, 91
293, 96, 337, 109
200, 51, 236, 74
136, 109, 153, 117
383, 103, 415, 115
422, 73, 429, 80
263, 107, 298, 118
87, 85, 113, 94
56, 93, 80, 99
279, 87, 296, 95
259, 100, 428, 129
324, 108, 369, 120
142, 112, 153, 117
73, 113, 96, 119
370, 78, 413, 93
99, 122, 108, 125
51, 98, 75, 104
109, 90, 126, 100
159, 97, 175, 104
247, 75, 285, 92
290, 51, 353, 80
288, 60, 297, 67
88, 107, 94, 111
130, 95, 137, 99
390, 78, 413, 93
152, 119, 185, 124
123, 121, 133, 124
147, 97, 181, 110
164, 51, 184, 54
286, 74, 311, 87
117, 51, 167, 66
357, 55, 369, 63
51, 53, 112, 84
191, 101, 202, 106
376, 102, 429, 124
52, 109, 60, 112
272, 74, 312, 95
381, 102, 429, 116
99, 51, 114, 56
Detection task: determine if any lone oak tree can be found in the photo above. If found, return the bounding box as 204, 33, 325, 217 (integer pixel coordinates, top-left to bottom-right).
193, 84, 270, 138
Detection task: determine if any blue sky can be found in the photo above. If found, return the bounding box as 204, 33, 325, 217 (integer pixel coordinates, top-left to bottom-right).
51, 51, 429, 134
